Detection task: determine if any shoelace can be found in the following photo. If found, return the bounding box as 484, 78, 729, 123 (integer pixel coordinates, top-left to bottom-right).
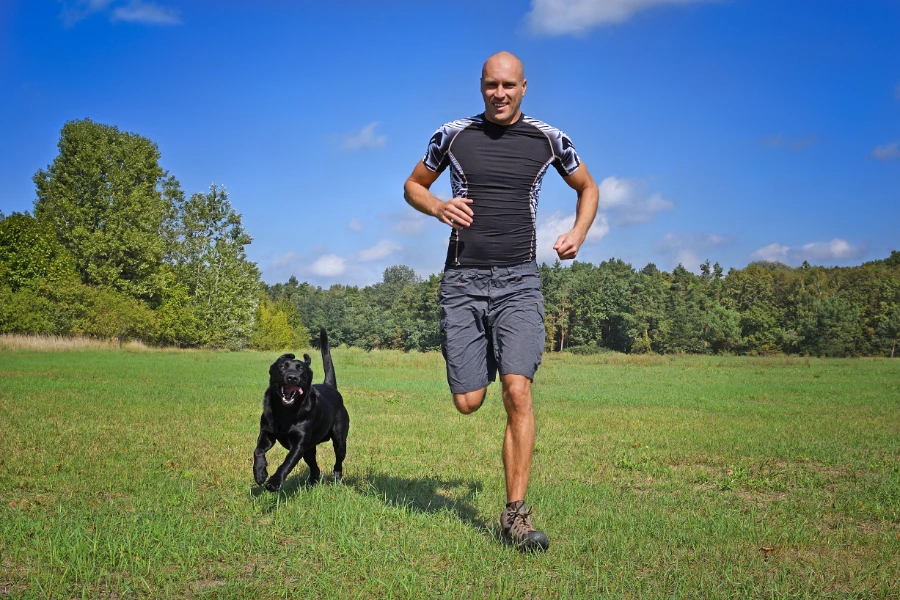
506, 507, 534, 532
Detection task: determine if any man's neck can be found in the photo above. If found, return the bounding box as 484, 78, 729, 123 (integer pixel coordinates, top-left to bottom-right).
483, 112, 523, 126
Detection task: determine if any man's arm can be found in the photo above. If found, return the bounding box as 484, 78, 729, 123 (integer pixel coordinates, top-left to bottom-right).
553, 163, 599, 260
404, 161, 474, 230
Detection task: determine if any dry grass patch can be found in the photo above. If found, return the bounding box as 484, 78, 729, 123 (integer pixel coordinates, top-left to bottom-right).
0, 334, 151, 352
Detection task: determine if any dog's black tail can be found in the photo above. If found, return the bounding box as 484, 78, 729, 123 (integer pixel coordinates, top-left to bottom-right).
320, 327, 336, 389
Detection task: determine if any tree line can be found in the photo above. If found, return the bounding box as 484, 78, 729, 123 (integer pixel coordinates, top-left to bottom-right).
3, 119, 898, 357
269, 254, 900, 358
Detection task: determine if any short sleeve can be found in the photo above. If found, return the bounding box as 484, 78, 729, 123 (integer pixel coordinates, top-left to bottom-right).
422, 127, 450, 173
551, 130, 581, 178
422, 118, 475, 173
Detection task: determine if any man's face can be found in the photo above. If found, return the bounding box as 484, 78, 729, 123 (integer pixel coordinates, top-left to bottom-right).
481, 56, 526, 126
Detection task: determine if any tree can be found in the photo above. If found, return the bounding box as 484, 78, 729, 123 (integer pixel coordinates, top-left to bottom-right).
0, 212, 77, 291
876, 307, 900, 358
33, 119, 178, 302
166, 184, 260, 349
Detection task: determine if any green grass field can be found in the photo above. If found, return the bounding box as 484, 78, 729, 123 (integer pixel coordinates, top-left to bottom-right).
1, 341, 898, 598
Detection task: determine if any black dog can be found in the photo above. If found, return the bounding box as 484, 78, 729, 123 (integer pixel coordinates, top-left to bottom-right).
253, 328, 349, 492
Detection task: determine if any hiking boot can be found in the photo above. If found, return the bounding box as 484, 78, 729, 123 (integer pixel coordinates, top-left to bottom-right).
500, 501, 549, 552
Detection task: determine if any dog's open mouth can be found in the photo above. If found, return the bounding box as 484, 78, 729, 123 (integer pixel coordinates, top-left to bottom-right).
281, 385, 303, 405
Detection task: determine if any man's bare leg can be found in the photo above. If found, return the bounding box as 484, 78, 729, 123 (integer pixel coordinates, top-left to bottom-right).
497, 373, 548, 551
500, 373, 535, 503
453, 388, 486, 415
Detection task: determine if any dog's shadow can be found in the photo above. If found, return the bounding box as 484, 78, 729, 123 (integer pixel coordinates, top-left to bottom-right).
251, 471, 492, 535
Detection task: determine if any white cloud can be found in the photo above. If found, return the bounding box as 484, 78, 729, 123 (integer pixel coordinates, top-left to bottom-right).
799, 239, 865, 261
535, 211, 609, 264
871, 142, 900, 161
357, 240, 402, 262
111, 1, 181, 24
750, 238, 867, 265
654, 232, 729, 253
653, 232, 729, 271
348, 219, 363, 233
60, 0, 180, 25
525, 0, 718, 35
341, 122, 387, 151
749, 243, 790, 263
310, 254, 347, 277
598, 176, 674, 226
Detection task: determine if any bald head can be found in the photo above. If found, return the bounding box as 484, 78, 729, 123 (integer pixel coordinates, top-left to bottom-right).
481, 51, 525, 81
480, 52, 527, 125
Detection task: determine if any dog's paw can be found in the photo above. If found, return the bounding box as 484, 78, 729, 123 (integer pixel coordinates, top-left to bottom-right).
264, 477, 283, 492
254, 469, 268, 486
333, 470, 343, 483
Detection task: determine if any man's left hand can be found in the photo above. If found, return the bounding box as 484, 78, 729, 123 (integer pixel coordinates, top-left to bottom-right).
553, 230, 585, 260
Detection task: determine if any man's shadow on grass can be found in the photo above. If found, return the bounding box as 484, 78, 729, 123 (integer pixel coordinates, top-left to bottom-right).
251, 470, 492, 535
349, 473, 491, 534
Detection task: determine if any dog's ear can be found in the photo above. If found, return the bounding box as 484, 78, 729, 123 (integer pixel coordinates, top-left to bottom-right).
303, 354, 311, 365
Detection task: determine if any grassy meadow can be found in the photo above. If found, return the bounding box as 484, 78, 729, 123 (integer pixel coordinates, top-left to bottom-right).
1, 337, 898, 598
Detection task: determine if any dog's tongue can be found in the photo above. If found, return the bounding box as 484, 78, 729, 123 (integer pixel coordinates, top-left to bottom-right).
285, 385, 303, 396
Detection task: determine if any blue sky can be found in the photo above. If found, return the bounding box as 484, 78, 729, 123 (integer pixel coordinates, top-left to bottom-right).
1, 0, 898, 287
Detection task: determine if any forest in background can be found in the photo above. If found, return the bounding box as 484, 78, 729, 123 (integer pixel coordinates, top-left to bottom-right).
269, 254, 900, 358
2, 119, 898, 357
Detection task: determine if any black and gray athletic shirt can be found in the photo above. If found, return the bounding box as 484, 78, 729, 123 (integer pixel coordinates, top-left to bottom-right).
422, 113, 582, 268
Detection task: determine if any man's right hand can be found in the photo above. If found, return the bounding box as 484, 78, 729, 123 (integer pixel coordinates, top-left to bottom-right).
436, 197, 474, 230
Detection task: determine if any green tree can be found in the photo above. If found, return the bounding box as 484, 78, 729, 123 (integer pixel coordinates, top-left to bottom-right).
876, 308, 900, 358
33, 119, 178, 302
0, 212, 77, 291
166, 184, 260, 349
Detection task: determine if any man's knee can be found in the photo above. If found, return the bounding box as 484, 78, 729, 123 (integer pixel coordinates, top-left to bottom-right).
453, 388, 486, 414
501, 375, 533, 413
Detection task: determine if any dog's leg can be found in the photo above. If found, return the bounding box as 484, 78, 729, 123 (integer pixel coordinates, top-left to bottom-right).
265, 438, 306, 492
303, 446, 321, 485
331, 407, 349, 482
331, 433, 346, 482
253, 430, 276, 486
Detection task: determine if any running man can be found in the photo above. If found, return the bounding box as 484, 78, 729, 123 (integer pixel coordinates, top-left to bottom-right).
403, 51, 599, 551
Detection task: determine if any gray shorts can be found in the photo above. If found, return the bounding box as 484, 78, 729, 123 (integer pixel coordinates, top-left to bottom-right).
439, 261, 545, 394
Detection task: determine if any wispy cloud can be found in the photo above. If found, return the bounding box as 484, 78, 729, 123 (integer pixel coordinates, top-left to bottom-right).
524, 0, 719, 36
760, 134, 817, 151
598, 176, 674, 226
750, 238, 867, 265
341, 122, 387, 151
60, 0, 180, 26
871, 142, 900, 161
268, 238, 408, 286
348, 219, 363, 233
389, 211, 429, 236
535, 211, 609, 264
111, 1, 181, 25
358, 240, 402, 262
653, 232, 729, 271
